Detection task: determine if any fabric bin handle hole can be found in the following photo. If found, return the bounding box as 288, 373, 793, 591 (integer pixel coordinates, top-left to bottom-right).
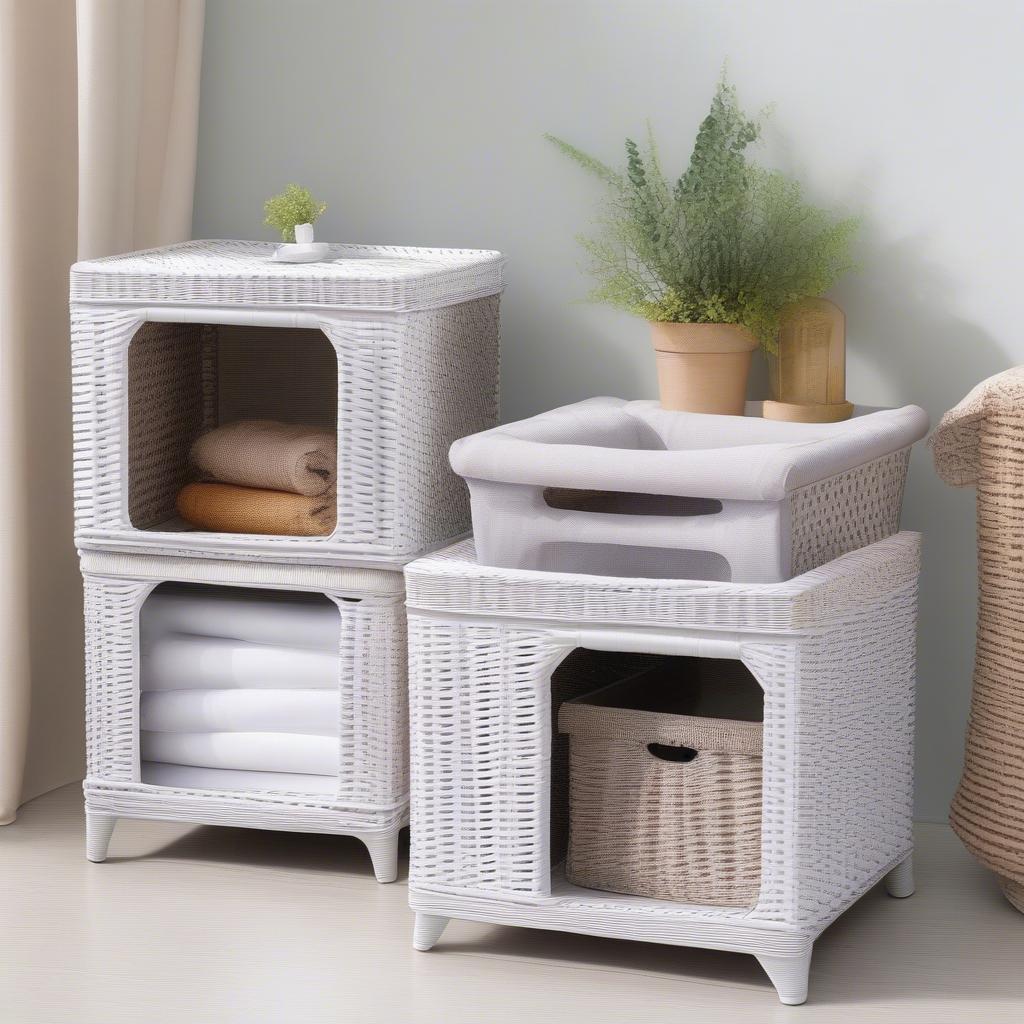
647, 743, 699, 763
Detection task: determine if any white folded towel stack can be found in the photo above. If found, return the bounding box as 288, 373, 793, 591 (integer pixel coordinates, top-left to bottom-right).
138, 584, 343, 791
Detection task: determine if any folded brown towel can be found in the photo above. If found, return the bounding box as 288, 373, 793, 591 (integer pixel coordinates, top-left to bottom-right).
190, 420, 337, 497
176, 482, 335, 537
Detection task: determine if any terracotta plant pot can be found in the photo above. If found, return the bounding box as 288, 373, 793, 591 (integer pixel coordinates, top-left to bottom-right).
649, 322, 758, 415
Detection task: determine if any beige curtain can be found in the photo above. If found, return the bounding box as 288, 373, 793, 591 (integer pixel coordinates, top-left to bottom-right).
0, 0, 204, 825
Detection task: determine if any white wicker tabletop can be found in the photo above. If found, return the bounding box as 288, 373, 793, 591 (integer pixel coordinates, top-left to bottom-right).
71, 239, 505, 310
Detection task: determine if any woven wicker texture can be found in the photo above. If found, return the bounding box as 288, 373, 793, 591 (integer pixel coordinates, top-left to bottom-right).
82, 553, 408, 837
407, 533, 919, 942
72, 289, 500, 564
190, 419, 336, 496
71, 239, 505, 311
788, 449, 910, 575
176, 482, 335, 536
931, 366, 1024, 908
560, 657, 763, 907
405, 534, 921, 634
127, 321, 216, 529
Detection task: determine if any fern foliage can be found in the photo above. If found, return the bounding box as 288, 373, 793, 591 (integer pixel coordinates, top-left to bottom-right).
547, 77, 858, 349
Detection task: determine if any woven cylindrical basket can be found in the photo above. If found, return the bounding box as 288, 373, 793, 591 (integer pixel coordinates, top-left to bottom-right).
559, 661, 763, 907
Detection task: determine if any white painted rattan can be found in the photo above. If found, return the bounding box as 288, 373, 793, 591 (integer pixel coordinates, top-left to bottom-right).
71, 240, 503, 566
404, 534, 920, 1003
71, 239, 505, 311
81, 550, 409, 881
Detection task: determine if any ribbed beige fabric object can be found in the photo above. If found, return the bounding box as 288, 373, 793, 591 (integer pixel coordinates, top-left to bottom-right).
191, 420, 337, 497
931, 366, 1024, 914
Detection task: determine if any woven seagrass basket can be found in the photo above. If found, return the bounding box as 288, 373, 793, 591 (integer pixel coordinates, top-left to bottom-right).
558, 655, 764, 907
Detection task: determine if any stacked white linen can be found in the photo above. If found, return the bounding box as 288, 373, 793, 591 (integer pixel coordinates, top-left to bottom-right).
139, 584, 341, 793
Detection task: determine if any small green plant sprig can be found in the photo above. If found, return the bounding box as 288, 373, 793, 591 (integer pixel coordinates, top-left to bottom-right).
546, 76, 858, 350
263, 184, 327, 243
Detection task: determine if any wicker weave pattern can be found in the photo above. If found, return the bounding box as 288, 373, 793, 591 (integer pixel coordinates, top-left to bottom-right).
930, 369, 1024, 906
71, 296, 500, 564
407, 534, 919, 938
126, 322, 214, 529
83, 554, 408, 828
404, 534, 921, 634
788, 449, 910, 576
71, 240, 505, 311
562, 704, 763, 906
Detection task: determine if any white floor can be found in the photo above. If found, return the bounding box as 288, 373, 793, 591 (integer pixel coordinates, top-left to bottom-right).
2, 784, 1023, 1024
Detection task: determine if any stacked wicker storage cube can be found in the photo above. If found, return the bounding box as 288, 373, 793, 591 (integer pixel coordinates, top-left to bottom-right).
71, 240, 503, 879
406, 391, 926, 1003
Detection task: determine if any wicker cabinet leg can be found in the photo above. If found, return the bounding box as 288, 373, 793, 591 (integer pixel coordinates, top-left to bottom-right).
885, 854, 915, 898
85, 811, 117, 863
755, 947, 812, 1006
357, 828, 401, 884
413, 913, 450, 951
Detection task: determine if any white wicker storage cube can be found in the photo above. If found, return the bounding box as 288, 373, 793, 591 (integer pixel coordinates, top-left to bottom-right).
80, 549, 410, 882
71, 240, 503, 567
558, 658, 764, 907
404, 534, 920, 1004
450, 397, 927, 582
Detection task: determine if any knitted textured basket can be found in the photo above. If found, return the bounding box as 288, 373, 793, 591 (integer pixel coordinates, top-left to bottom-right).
930, 365, 1024, 914
559, 657, 764, 907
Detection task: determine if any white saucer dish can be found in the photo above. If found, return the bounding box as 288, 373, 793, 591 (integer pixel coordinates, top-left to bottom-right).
271, 241, 332, 263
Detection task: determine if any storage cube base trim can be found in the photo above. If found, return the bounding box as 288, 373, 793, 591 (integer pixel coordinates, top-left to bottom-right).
411, 853, 913, 1005
405, 535, 920, 1003
85, 799, 405, 882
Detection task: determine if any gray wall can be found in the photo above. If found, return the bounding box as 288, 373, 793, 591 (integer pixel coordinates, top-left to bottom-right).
194, 0, 1022, 821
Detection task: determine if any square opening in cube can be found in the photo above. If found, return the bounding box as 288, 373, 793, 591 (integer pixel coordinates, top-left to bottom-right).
138, 581, 343, 796
127, 322, 338, 537
552, 648, 764, 906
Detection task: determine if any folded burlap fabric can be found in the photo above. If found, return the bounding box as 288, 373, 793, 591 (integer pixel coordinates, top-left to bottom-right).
931, 366, 1024, 915
190, 419, 336, 496
176, 482, 335, 537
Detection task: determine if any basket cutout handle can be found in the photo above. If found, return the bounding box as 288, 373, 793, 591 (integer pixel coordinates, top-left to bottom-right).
647, 742, 698, 763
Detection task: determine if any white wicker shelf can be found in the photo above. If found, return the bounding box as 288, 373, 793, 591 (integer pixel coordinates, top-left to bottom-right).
404, 535, 921, 1004
71, 240, 504, 566
81, 549, 410, 882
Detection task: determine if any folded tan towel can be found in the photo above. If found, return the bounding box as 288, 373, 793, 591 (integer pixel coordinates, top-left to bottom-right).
176, 482, 335, 537
190, 420, 337, 497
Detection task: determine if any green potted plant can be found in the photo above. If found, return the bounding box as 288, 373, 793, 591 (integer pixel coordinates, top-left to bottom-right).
547, 76, 858, 415
264, 184, 329, 263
